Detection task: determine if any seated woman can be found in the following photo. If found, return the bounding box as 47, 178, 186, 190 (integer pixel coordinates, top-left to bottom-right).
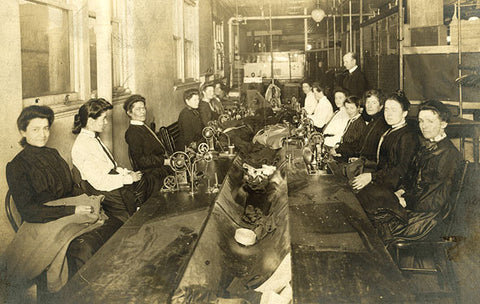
213, 82, 227, 107
352, 91, 420, 225
307, 83, 334, 131
385, 100, 462, 241
336, 89, 389, 163
323, 88, 350, 147
5, 105, 121, 297
330, 95, 366, 159
178, 89, 204, 150
123, 94, 171, 192
199, 83, 221, 126
72, 98, 148, 223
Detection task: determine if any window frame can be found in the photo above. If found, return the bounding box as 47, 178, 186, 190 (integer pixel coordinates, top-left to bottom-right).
20, 0, 78, 106
173, 0, 199, 84
213, 20, 225, 75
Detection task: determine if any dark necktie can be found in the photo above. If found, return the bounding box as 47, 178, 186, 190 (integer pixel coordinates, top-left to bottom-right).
95, 134, 118, 174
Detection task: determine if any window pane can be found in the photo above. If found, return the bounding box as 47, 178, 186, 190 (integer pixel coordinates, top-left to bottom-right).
89, 17, 97, 93
185, 40, 194, 79
20, 1, 71, 98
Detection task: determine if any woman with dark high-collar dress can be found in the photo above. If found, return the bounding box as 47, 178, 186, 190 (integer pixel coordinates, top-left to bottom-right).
123, 94, 172, 193
336, 89, 389, 163
386, 100, 462, 241
5, 105, 121, 299
177, 88, 204, 150
353, 91, 420, 225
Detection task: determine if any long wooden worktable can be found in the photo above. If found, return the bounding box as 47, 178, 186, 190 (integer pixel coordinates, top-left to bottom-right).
56, 144, 415, 303
56, 158, 234, 303
287, 154, 415, 303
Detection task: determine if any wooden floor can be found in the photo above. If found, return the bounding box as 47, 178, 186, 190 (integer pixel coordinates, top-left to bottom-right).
403, 166, 480, 304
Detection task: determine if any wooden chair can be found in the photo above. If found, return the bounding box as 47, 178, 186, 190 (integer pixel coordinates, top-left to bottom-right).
4, 190, 50, 303
388, 161, 469, 304
158, 123, 178, 154
5, 190, 22, 232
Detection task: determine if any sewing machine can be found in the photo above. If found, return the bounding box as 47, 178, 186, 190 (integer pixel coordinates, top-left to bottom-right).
162, 143, 213, 195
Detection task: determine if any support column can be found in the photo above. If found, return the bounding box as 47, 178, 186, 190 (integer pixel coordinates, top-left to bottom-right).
95, 0, 113, 148
0, 0, 23, 253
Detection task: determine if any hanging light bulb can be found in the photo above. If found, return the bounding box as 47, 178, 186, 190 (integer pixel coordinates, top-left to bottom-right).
311, 0, 325, 23
311, 8, 326, 22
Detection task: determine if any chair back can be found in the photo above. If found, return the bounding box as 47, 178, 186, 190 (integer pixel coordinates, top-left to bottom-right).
5, 190, 23, 232
443, 160, 469, 236
71, 165, 90, 194
158, 126, 176, 155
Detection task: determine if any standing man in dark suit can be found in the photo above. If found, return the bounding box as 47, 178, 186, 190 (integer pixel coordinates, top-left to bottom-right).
342, 52, 368, 98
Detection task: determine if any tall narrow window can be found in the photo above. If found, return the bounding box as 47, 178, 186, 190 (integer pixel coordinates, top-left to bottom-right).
173, 0, 199, 82
213, 20, 225, 74
19, 0, 72, 98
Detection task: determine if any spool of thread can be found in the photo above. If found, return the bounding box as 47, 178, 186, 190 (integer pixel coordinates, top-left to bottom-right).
228, 145, 235, 155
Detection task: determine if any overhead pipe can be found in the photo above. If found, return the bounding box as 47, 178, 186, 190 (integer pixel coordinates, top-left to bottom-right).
349, 0, 352, 52
359, 0, 363, 68
398, 0, 404, 90
457, 0, 463, 117
304, 8, 308, 52
333, 0, 336, 67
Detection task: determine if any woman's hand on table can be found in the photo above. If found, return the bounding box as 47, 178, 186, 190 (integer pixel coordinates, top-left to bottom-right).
351, 173, 372, 191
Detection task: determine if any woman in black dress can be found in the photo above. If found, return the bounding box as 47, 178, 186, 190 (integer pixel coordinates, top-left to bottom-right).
177, 89, 204, 150
336, 89, 389, 163
352, 91, 420, 223
124, 94, 171, 192
5, 105, 121, 296
387, 100, 462, 241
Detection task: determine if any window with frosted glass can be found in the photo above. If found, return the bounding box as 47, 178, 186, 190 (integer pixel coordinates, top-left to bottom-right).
20, 0, 71, 98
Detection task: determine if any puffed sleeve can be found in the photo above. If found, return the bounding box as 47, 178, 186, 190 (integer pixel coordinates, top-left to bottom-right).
6, 160, 75, 223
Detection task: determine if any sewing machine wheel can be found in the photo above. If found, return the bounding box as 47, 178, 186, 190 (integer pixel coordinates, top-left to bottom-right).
170, 152, 188, 172
163, 175, 177, 190
197, 142, 210, 154
202, 126, 215, 139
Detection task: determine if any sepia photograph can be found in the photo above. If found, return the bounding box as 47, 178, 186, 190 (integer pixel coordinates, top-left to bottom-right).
0, 0, 479, 303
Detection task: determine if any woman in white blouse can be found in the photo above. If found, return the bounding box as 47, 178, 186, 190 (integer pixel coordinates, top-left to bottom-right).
72, 98, 145, 223
323, 88, 350, 147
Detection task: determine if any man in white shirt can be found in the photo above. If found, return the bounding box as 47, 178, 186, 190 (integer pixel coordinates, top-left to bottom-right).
307, 83, 334, 130
302, 81, 317, 115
